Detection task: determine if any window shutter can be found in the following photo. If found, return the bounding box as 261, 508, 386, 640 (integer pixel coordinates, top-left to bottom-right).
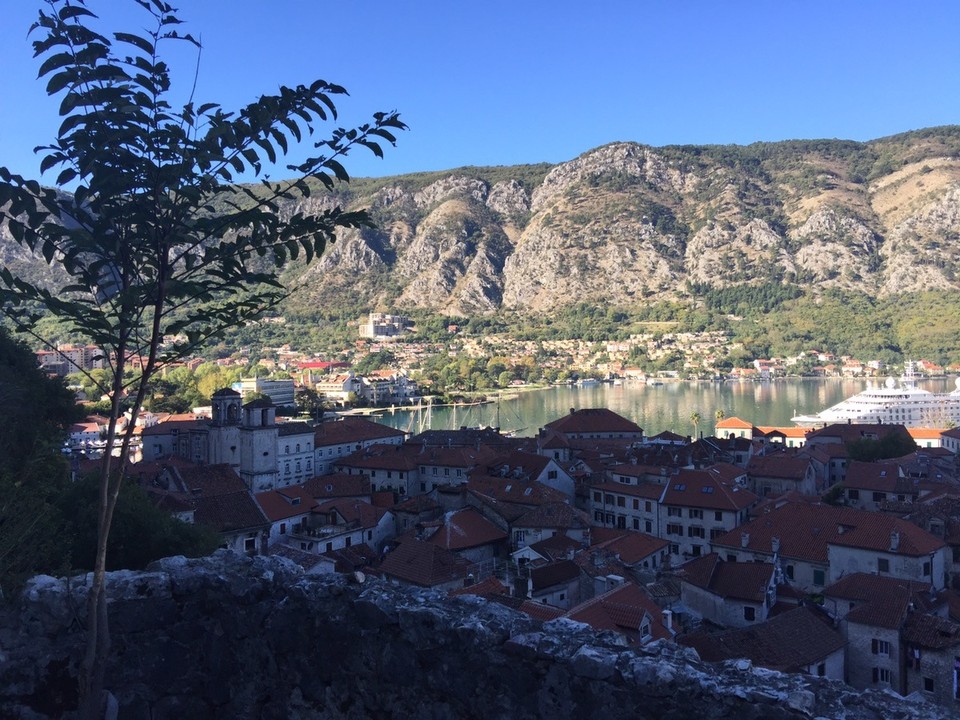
871, 639, 878, 655
872, 667, 879, 683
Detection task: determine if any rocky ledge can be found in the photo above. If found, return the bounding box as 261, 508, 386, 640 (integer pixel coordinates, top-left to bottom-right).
0, 551, 950, 719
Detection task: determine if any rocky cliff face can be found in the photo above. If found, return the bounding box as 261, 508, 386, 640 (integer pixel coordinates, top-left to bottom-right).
6, 128, 960, 318
0, 552, 950, 720
275, 127, 960, 315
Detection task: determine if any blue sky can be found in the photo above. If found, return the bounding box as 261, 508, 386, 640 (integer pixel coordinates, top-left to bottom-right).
1, 1, 958, 183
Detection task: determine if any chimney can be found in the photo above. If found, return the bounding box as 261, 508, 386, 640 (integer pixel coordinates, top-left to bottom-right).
741, 531, 750, 548
771, 536, 780, 555
889, 531, 900, 552
570, 408, 576, 415
662, 609, 673, 632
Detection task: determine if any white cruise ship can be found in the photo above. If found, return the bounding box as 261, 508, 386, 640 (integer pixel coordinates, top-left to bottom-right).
792, 367, 960, 428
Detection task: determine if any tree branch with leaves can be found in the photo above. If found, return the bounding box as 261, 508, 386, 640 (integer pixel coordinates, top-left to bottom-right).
0, 1, 405, 716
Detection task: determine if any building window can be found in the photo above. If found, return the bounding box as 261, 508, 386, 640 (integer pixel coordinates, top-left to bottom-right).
280, 523, 286, 535
785, 565, 794, 580
645, 520, 652, 533
923, 561, 931, 576
432, 468, 437, 475
666, 524, 683, 536
816, 663, 825, 677
689, 509, 703, 520
617, 496, 625, 507
632, 499, 639, 510
633, 518, 640, 530
848, 488, 860, 500
743, 606, 756, 622
326, 542, 333, 552
593, 491, 602, 502
667, 507, 682, 517
714, 511, 723, 522
345, 536, 352, 548
669, 544, 679, 555
872, 667, 891, 684
548, 470, 558, 480
923, 677, 934, 692
420, 482, 426, 492
871, 639, 890, 656
691, 545, 702, 557
877, 558, 889, 573
595, 510, 604, 522
645, 501, 652, 512
813, 569, 825, 587
617, 516, 626, 530
444, 468, 450, 476
688, 526, 705, 539
872, 491, 884, 502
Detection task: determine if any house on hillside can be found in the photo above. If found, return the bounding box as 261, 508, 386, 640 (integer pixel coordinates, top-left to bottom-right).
659, 468, 758, 562
377, 538, 473, 591
677, 553, 777, 628
539, 408, 643, 441
746, 454, 817, 496
565, 582, 674, 645
712, 502, 948, 593
313, 416, 405, 475
680, 607, 845, 681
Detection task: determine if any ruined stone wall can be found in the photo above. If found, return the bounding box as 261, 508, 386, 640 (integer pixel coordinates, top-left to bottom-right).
0, 551, 950, 719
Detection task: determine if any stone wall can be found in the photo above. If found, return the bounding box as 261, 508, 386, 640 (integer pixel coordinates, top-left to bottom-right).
0, 551, 950, 719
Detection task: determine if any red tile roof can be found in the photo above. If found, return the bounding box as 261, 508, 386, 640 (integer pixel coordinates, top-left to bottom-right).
530, 559, 581, 590
423, 508, 508, 551
902, 612, 960, 649
448, 576, 509, 598
843, 460, 914, 494
713, 501, 945, 562
543, 408, 643, 436
591, 480, 665, 500
661, 470, 757, 511
677, 553, 774, 603
716, 417, 754, 430
194, 491, 269, 534
746, 455, 812, 480
314, 417, 405, 446
301, 473, 371, 499
254, 486, 318, 522
377, 538, 472, 587
565, 582, 671, 642
514, 502, 591, 531
313, 498, 388, 530
465, 476, 568, 506
681, 607, 844, 671
589, 529, 669, 565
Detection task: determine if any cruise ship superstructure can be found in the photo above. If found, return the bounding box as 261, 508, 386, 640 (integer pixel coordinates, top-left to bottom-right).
791, 368, 960, 428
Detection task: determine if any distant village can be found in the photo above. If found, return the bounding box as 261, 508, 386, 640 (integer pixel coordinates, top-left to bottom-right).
33, 312, 960, 709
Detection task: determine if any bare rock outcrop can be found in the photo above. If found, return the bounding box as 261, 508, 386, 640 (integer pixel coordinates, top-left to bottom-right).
0, 552, 952, 720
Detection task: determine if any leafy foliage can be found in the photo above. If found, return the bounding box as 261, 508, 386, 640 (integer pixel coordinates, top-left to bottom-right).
0, 327, 80, 596
0, 1, 403, 710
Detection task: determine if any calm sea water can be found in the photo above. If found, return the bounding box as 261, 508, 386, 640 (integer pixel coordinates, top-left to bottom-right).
373, 377, 956, 438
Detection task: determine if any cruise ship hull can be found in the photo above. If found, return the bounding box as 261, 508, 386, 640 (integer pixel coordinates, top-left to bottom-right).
792, 377, 960, 427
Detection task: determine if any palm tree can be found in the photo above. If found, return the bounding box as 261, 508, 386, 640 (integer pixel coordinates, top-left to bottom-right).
690, 411, 702, 438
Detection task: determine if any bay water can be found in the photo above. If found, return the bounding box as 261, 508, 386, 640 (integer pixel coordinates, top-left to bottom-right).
372, 377, 956, 438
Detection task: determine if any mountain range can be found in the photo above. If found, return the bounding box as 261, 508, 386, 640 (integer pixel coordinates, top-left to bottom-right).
5, 127, 960, 356
280, 127, 960, 317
